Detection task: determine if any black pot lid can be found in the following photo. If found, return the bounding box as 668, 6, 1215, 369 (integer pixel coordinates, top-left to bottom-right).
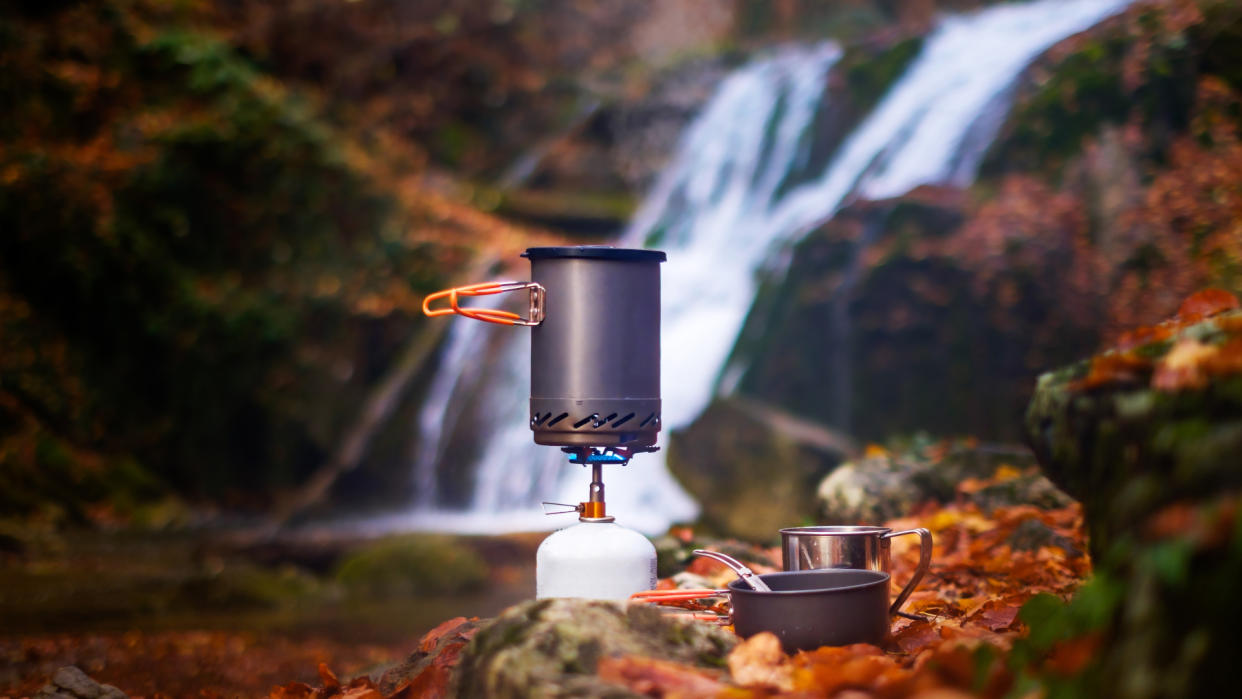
522, 246, 666, 262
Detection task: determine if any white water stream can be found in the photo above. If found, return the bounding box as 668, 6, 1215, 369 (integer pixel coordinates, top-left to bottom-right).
373, 0, 1131, 535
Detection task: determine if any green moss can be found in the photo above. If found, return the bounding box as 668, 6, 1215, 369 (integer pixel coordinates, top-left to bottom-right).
177, 562, 322, 610
334, 534, 489, 597
982, 34, 1133, 177
842, 37, 923, 110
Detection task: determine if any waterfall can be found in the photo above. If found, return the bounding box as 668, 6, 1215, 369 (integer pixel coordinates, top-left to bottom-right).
381, 0, 1131, 536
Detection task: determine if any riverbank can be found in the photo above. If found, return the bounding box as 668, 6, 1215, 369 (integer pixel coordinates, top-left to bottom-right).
0, 527, 541, 695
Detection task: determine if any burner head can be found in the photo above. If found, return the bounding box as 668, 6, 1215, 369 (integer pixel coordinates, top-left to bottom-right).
523, 246, 665, 448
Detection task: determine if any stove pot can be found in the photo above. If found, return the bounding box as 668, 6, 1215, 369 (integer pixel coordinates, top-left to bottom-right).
524, 247, 664, 447
422, 246, 666, 448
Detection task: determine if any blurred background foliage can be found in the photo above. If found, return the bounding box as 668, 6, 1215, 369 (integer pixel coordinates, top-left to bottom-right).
0, 0, 1007, 526
0, 0, 497, 523
3, 0, 1242, 532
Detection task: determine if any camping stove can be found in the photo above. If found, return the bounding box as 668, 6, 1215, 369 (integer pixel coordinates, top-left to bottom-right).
422, 246, 665, 600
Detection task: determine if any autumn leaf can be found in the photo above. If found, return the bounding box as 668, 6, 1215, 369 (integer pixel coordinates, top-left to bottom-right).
393, 638, 469, 699
416, 616, 474, 654
1151, 339, 1218, 390
269, 682, 316, 699
967, 599, 1024, 631
318, 663, 341, 692
1073, 351, 1152, 391
597, 655, 732, 696
1175, 288, 1240, 322
727, 632, 794, 690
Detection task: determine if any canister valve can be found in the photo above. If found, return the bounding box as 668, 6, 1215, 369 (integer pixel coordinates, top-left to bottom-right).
540, 462, 614, 522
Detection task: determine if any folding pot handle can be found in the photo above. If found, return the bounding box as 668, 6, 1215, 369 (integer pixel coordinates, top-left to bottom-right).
422, 281, 545, 326
629, 588, 731, 623
883, 527, 932, 616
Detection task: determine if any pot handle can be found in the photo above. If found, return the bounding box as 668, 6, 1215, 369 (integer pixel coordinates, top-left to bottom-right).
882, 528, 932, 616
422, 281, 545, 326
629, 588, 731, 623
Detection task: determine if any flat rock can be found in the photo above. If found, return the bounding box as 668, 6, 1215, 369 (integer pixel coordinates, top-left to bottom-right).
34, 667, 126, 699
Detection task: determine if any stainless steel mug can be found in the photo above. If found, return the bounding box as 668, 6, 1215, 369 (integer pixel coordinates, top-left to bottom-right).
779, 525, 932, 615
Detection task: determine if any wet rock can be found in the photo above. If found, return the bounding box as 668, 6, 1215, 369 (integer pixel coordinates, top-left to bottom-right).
35, 667, 127, 699
1025, 307, 1242, 551
452, 598, 736, 698
1021, 299, 1242, 697
667, 397, 847, 541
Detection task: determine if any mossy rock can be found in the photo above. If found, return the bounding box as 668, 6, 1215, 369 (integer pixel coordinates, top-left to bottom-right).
816, 440, 1065, 523
1018, 304, 1242, 696
333, 534, 489, 597
1025, 309, 1242, 553
453, 598, 736, 698
173, 562, 321, 611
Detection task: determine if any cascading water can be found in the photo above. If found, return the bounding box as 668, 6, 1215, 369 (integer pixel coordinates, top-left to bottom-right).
388, 0, 1132, 535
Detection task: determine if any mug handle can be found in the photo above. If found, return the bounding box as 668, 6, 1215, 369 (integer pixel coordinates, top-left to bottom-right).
883, 528, 932, 615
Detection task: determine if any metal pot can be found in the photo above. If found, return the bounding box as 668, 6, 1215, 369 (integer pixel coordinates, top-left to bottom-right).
524, 247, 664, 448
422, 246, 666, 449
728, 569, 891, 652
780, 525, 932, 615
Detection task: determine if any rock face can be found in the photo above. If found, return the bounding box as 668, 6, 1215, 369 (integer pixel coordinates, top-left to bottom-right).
452, 598, 736, 698
734, 185, 1095, 444
1022, 296, 1242, 697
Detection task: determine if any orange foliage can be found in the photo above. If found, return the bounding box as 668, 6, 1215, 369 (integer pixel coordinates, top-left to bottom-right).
1072, 291, 1242, 392
1109, 77, 1242, 331
620, 466, 1093, 698
597, 656, 733, 696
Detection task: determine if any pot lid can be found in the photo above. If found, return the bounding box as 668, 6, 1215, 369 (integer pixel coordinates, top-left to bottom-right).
522, 246, 666, 262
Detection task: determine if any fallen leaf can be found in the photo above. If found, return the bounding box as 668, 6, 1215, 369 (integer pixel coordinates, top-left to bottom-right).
318, 663, 341, 692
396, 640, 469, 699
269, 682, 316, 699
727, 632, 793, 690
1176, 288, 1240, 322
1152, 339, 1219, 390
889, 620, 944, 655
417, 617, 473, 654
597, 655, 731, 696
967, 600, 1022, 631
1074, 351, 1151, 390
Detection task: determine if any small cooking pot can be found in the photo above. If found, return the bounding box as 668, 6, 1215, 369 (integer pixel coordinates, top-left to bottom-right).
728, 569, 891, 652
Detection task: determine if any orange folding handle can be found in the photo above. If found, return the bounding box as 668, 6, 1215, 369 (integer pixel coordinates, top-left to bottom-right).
630, 588, 728, 603
630, 588, 731, 623
422, 281, 545, 326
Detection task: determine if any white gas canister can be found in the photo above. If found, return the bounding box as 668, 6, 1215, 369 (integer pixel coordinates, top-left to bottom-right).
536, 520, 657, 600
